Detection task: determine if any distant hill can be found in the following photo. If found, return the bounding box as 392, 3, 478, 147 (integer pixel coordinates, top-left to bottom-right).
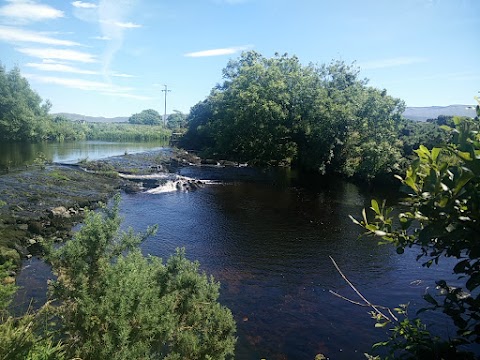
54, 112, 129, 123
403, 105, 476, 122
56, 105, 476, 124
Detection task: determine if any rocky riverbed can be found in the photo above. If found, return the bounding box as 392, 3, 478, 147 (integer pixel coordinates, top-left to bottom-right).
0, 148, 203, 268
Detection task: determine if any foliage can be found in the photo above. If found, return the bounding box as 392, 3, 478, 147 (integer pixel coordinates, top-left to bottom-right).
0, 261, 16, 314
49, 195, 236, 360
0, 64, 51, 141
1, 261, 65, 359
129, 109, 163, 125
180, 51, 405, 181
0, 309, 66, 360
167, 110, 188, 130
351, 99, 480, 358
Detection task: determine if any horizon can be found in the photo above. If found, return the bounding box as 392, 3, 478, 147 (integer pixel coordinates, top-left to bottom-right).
0, 0, 479, 118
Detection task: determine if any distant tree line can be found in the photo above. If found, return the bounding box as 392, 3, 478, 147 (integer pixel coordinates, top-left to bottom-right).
0, 64, 170, 142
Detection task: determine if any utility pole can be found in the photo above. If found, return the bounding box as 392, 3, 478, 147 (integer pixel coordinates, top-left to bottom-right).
162, 85, 171, 128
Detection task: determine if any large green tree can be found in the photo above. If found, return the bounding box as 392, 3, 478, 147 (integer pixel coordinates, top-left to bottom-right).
180, 51, 404, 181
0, 64, 51, 141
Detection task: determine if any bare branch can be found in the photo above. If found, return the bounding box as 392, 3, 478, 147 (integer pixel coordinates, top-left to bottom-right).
329, 255, 397, 322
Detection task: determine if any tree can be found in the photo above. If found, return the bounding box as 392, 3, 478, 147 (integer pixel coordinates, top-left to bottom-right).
0, 64, 51, 141
180, 51, 405, 180
49, 195, 236, 360
128, 109, 163, 125
351, 99, 480, 358
167, 110, 188, 130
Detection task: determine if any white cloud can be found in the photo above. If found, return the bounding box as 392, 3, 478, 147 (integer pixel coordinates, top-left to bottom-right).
72, 1, 97, 9
26, 61, 134, 78
111, 72, 134, 78
358, 57, 428, 70
111, 21, 141, 28
0, 25, 80, 46
185, 45, 252, 58
0, 1, 64, 23
25, 62, 98, 75
92, 35, 111, 40
17, 47, 98, 63
25, 73, 150, 99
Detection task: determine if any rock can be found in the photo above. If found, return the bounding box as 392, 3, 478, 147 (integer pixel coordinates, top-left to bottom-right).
68, 208, 78, 215
17, 224, 28, 231
26, 254, 32, 259
50, 206, 71, 218
123, 182, 142, 194
201, 159, 220, 166
28, 238, 37, 245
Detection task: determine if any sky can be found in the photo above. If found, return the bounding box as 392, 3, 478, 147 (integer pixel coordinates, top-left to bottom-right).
0, 0, 478, 117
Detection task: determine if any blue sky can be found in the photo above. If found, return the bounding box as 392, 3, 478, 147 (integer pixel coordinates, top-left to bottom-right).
0, 0, 478, 117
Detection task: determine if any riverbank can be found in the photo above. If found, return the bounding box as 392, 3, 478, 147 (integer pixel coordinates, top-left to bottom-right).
0, 148, 201, 270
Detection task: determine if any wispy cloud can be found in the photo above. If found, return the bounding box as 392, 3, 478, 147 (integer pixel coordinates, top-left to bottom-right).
358, 57, 428, 70
185, 45, 252, 58
71, 1, 97, 9
17, 47, 97, 63
26, 61, 134, 78
0, 25, 80, 46
111, 21, 141, 28
97, 0, 141, 78
25, 73, 150, 99
92, 35, 111, 40
25, 62, 98, 75
111, 71, 135, 78
0, 1, 64, 23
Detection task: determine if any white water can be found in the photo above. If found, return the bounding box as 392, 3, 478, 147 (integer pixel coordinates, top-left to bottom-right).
118, 172, 220, 194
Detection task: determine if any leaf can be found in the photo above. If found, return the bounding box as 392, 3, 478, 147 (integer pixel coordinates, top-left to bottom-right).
371, 199, 380, 214
348, 215, 361, 225
431, 147, 442, 162
404, 176, 418, 192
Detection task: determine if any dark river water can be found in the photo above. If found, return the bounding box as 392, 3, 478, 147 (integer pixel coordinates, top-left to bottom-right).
10, 143, 476, 359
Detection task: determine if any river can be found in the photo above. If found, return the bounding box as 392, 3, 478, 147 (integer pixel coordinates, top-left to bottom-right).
8, 141, 473, 359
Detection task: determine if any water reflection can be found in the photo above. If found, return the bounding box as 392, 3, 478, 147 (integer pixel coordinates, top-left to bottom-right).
0, 140, 167, 171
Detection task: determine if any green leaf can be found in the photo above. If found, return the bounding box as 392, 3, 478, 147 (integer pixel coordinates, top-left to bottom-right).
371, 199, 380, 214
431, 147, 442, 162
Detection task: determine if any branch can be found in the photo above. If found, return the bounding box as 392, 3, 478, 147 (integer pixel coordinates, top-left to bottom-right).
329, 255, 397, 322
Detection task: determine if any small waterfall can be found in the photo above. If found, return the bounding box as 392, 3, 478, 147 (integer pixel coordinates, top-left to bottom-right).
118, 172, 216, 194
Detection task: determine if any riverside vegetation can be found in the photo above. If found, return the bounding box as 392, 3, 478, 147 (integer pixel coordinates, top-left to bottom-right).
1, 54, 479, 359
0, 64, 170, 142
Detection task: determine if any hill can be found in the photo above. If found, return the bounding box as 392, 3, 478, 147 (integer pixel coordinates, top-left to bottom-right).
403, 105, 476, 121
56, 105, 477, 124
54, 112, 129, 123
